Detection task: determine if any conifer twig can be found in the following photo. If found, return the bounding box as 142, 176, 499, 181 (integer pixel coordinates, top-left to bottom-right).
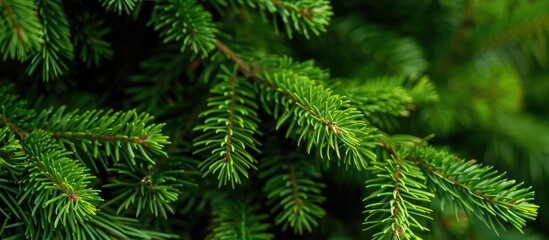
390, 152, 403, 238
214, 39, 344, 137
0, 0, 22, 38
223, 75, 238, 162
214, 40, 253, 76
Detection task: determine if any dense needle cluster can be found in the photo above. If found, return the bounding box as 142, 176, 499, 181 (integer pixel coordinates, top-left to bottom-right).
1, 0, 546, 239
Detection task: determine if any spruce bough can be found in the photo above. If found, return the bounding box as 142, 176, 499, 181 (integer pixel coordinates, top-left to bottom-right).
0, 0, 542, 239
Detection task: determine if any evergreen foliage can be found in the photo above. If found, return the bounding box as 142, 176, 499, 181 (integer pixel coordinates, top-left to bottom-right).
193, 65, 261, 188
1, 0, 547, 239
258, 140, 326, 235
0, 0, 43, 61
27, 0, 74, 82
206, 198, 273, 240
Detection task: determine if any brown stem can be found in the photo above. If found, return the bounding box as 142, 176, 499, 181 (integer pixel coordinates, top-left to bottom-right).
224, 75, 238, 162
388, 147, 403, 238
51, 132, 149, 148
214, 40, 253, 76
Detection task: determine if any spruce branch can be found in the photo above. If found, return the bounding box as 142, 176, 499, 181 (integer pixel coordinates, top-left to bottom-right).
1, 87, 170, 170
20, 130, 102, 228
34, 107, 170, 167
27, 0, 74, 81
215, 40, 379, 170
193, 65, 262, 188
1, 86, 175, 238
102, 163, 185, 219
259, 146, 326, 235
256, 67, 378, 168
149, 0, 217, 55
410, 146, 539, 233
0, 0, 43, 60
364, 145, 433, 240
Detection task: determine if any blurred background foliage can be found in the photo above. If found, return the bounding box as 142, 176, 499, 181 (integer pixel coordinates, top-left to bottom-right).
2, 0, 548, 239
292, 0, 549, 239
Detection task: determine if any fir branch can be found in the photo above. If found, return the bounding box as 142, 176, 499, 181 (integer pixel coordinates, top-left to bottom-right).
410, 146, 539, 233
27, 0, 74, 81
33, 107, 170, 166
214, 41, 320, 120
259, 147, 326, 235
256, 65, 378, 168
149, 0, 217, 54
0, 0, 43, 60
20, 130, 102, 229
215, 40, 379, 169
193, 65, 262, 188
364, 146, 433, 240
1, 87, 170, 170
102, 163, 185, 219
